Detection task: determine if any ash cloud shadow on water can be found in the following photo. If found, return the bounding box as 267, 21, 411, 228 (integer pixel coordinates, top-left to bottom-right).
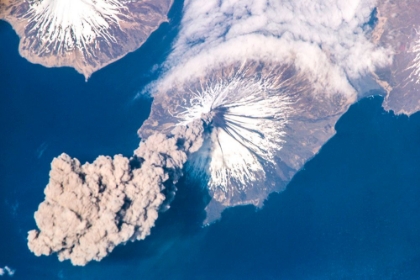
100, 175, 211, 264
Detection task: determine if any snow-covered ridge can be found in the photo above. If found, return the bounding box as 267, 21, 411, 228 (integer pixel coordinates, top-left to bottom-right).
139, 58, 353, 223
24, 0, 125, 54
177, 73, 292, 193
408, 34, 420, 84
1, 0, 173, 79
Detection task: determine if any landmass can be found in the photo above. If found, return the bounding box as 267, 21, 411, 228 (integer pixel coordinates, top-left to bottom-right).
0, 0, 173, 80
139, 61, 357, 224
139, 1, 420, 224
374, 0, 420, 115
22, 0, 420, 265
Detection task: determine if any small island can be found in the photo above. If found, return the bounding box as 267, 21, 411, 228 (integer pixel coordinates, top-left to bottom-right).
0, 0, 173, 80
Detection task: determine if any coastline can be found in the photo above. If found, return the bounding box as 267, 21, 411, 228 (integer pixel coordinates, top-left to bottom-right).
0, 0, 174, 81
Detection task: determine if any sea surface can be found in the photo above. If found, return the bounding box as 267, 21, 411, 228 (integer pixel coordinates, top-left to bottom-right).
1, 1, 420, 279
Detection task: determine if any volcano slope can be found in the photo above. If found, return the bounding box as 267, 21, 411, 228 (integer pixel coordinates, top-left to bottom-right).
139, 60, 357, 223
0, 0, 173, 80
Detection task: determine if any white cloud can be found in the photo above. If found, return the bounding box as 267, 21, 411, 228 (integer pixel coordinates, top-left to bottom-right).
0, 266, 15, 277
137, 0, 393, 218
152, 0, 391, 98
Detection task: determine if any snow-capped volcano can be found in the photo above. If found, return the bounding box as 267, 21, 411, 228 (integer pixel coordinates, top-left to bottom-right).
1, 0, 173, 79
24, 0, 125, 53
138, 59, 354, 223
176, 72, 292, 194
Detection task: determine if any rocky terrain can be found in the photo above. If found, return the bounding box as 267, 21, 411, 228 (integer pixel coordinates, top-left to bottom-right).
139, 61, 355, 224
0, 0, 173, 80
374, 0, 420, 115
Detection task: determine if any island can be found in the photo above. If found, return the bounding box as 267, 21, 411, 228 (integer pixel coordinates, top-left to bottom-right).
138, 60, 358, 224
22, 0, 420, 266
138, 0, 420, 223
0, 0, 173, 80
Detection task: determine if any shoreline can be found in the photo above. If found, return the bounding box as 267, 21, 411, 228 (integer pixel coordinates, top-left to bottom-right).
0, 0, 174, 81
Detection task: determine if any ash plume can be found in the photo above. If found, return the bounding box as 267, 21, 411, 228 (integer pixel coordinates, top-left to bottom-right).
28, 118, 208, 266
27, 0, 397, 263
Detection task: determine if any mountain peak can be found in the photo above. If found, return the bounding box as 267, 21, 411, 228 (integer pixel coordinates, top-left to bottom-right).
1, 0, 173, 80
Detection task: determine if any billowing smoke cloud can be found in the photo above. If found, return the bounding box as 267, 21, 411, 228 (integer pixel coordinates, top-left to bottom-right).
28, 118, 208, 266
0, 266, 15, 277
28, 0, 395, 264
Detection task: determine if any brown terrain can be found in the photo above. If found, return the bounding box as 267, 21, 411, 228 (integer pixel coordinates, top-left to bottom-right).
139, 61, 355, 224
0, 0, 173, 80
375, 0, 420, 115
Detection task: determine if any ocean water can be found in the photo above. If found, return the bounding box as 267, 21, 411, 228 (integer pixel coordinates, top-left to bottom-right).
1, 1, 420, 279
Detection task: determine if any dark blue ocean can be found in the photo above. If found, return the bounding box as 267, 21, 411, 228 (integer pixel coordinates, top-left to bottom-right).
1, 2, 420, 279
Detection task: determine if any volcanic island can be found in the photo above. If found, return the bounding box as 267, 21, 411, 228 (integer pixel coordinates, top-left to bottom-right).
0, 0, 173, 80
